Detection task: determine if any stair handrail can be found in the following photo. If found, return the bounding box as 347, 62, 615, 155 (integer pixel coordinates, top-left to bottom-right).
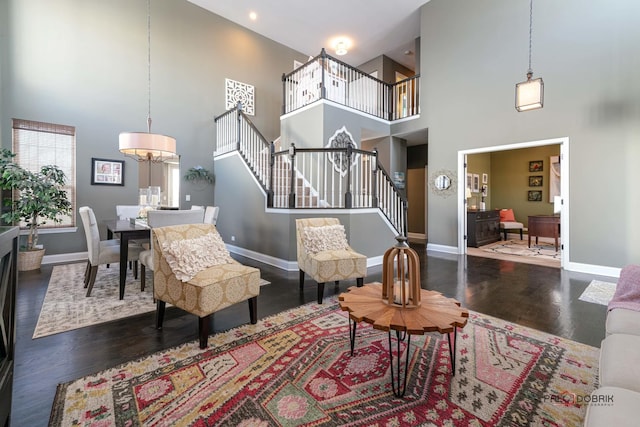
214, 103, 271, 193
215, 105, 408, 236
282, 49, 420, 121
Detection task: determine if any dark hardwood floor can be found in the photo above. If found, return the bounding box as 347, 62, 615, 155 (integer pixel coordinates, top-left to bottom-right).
11, 246, 612, 426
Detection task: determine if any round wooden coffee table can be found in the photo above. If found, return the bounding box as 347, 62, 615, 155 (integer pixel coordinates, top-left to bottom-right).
339, 282, 469, 397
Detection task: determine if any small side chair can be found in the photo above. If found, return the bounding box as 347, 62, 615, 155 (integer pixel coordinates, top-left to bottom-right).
499, 208, 524, 241
296, 217, 367, 304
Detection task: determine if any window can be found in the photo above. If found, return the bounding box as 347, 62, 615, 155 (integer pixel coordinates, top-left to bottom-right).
12, 119, 76, 229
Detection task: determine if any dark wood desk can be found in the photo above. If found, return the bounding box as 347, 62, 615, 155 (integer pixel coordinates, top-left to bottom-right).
105, 220, 150, 300
528, 215, 560, 251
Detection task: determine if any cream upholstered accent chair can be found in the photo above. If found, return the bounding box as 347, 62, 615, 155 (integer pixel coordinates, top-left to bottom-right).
79, 206, 142, 297
296, 217, 367, 304
138, 209, 205, 291
499, 208, 524, 240
153, 223, 260, 348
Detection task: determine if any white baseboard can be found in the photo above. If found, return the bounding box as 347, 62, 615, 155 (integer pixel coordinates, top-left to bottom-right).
43, 251, 87, 265
565, 262, 621, 279
426, 243, 459, 254
44, 248, 621, 280
226, 244, 384, 272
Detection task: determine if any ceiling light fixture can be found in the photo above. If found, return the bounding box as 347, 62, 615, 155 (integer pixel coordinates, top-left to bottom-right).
119, 0, 176, 163
515, 0, 544, 112
249, 11, 257, 21
335, 41, 348, 56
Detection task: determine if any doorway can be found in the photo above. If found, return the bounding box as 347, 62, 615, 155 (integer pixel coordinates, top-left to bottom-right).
457, 137, 569, 267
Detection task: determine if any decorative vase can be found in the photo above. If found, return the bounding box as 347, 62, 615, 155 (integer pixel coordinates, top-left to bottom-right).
18, 248, 45, 271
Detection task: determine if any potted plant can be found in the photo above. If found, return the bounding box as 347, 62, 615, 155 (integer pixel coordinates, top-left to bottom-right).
0, 148, 72, 270
184, 165, 215, 185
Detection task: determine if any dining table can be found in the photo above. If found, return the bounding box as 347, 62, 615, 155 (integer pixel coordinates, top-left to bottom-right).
104, 219, 150, 300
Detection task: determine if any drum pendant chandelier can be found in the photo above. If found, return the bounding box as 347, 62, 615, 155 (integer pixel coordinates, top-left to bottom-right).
119, 0, 176, 162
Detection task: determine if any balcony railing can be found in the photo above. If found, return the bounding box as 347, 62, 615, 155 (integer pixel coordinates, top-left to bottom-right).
282, 49, 420, 121
215, 105, 408, 236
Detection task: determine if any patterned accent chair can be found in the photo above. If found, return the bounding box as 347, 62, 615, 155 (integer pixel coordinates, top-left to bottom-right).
296, 218, 367, 304
138, 209, 205, 291
153, 223, 260, 349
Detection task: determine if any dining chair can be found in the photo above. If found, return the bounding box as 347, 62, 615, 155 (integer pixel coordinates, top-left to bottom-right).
204, 206, 219, 225
138, 209, 206, 291
295, 217, 367, 304
115, 204, 148, 269
79, 206, 143, 297
116, 205, 143, 220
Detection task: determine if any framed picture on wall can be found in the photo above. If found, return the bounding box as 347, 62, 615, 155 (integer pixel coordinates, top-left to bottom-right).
529, 160, 543, 172
482, 173, 488, 184
472, 174, 480, 192
466, 173, 473, 190
91, 158, 124, 186
529, 175, 543, 187
528, 190, 543, 202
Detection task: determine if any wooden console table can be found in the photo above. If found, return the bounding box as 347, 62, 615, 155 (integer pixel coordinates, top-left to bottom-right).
467, 209, 500, 247
339, 283, 468, 397
528, 215, 561, 251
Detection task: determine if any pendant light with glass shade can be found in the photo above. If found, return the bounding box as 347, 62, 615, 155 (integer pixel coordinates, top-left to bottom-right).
515, 0, 544, 112
119, 0, 176, 162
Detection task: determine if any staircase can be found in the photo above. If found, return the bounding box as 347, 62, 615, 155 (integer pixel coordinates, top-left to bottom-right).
214, 105, 408, 236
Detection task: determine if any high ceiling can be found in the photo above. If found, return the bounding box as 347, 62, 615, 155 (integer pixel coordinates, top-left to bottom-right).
187, 0, 429, 71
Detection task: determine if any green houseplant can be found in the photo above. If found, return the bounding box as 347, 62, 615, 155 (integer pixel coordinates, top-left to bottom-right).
184, 165, 214, 185
0, 148, 72, 269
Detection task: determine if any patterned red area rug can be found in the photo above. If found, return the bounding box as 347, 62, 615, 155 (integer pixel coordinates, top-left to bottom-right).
49, 297, 599, 426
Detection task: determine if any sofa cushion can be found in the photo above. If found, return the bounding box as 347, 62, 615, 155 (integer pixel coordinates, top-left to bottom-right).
584, 386, 640, 427
302, 224, 349, 254
162, 232, 233, 282
599, 334, 640, 393
606, 308, 640, 336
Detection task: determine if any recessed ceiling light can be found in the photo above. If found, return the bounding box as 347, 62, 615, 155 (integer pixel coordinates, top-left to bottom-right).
249, 11, 257, 21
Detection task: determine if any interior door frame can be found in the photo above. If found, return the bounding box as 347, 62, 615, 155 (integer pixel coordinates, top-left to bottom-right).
457, 137, 570, 267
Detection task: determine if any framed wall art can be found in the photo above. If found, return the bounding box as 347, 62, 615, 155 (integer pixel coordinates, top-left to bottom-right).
482, 173, 488, 184
527, 190, 543, 202
529, 175, 543, 187
529, 160, 543, 172
472, 174, 480, 192
91, 158, 124, 186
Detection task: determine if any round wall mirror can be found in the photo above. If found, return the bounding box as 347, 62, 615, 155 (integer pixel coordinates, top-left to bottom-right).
434, 174, 451, 190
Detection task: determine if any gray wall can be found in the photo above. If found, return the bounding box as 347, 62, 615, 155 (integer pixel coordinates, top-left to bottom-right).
421, 0, 640, 268
1, 0, 307, 254
215, 153, 396, 264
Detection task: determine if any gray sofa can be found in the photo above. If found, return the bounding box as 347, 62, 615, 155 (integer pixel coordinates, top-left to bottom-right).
584, 265, 640, 426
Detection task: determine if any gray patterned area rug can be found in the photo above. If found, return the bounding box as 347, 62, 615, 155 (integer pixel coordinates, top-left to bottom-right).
579, 280, 617, 306
33, 262, 270, 339
33, 262, 157, 339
